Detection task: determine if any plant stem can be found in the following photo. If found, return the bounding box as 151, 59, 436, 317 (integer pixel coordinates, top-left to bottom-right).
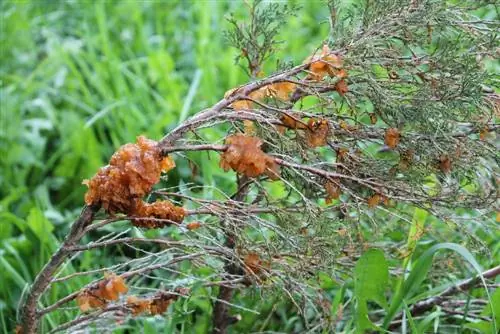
20, 205, 97, 334
388, 265, 500, 331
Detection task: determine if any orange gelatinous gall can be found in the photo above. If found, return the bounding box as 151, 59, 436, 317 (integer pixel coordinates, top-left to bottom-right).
149, 292, 178, 315
220, 134, 279, 180
307, 45, 344, 80
126, 296, 151, 316
281, 113, 307, 130
439, 155, 452, 173
76, 273, 128, 312
306, 118, 330, 148
76, 291, 107, 312
83, 136, 175, 214
479, 127, 489, 141
106, 273, 128, 295
132, 200, 186, 229
367, 194, 382, 208
244, 252, 261, 274
325, 179, 341, 204
267, 81, 297, 101
224, 87, 249, 110
384, 128, 400, 149
243, 252, 270, 277
186, 221, 202, 230
305, 45, 349, 95
231, 99, 253, 110
224, 86, 267, 111
335, 79, 349, 96
160, 156, 176, 173
126, 290, 183, 316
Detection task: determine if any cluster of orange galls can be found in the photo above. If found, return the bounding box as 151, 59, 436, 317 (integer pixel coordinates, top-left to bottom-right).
83, 136, 186, 228
76, 272, 184, 317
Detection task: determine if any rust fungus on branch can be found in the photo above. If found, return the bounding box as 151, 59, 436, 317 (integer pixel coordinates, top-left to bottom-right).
439, 154, 452, 173
220, 134, 279, 180
225, 81, 297, 111
186, 221, 202, 230
384, 128, 401, 149
83, 136, 175, 214
83, 136, 185, 228
76, 273, 128, 312
325, 179, 341, 204
243, 252, 270, 279
126, 289, 186, 316
305, 45, 349, 95
281, 113, 308, 130
131, 200, 186, 228
305, 118, 330, 148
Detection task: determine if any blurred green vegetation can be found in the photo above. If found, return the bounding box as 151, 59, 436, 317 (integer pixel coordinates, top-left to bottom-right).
1, 1, 498, 333
0, 1, 328, 332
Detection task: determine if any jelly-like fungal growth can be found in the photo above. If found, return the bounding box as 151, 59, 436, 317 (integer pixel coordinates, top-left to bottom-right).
186, 221, 202, 230
325, 179, 341, 204
220, 134, 279, 180
76, 273, 128, 312
305, 118, 330, 148
126, 295, 151, 316
149, 293, 175, 315
304, 45, 349, 95
384, 128, 400, 149
243, 252, 271, 282
131, 199, 186, 228
126, 289, 185, 316
83, 136, 175, 214
280, 113, 308, 130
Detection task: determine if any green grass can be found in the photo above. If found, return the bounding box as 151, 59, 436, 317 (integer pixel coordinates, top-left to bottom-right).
1, 1, 498, 333
0, 1, 326, 331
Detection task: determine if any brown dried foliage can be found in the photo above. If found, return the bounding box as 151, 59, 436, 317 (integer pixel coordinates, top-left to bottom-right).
339, 120, 357, 132
336, 148, 349, 163
83, 136, 175, 214
220, 134, 279, 180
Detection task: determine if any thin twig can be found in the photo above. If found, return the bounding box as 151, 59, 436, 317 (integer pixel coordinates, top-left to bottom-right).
389, 265, 500, 330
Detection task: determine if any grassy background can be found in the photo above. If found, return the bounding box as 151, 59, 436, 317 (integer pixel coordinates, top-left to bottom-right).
1, 1, 498, 333
0, 1, 329, 331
